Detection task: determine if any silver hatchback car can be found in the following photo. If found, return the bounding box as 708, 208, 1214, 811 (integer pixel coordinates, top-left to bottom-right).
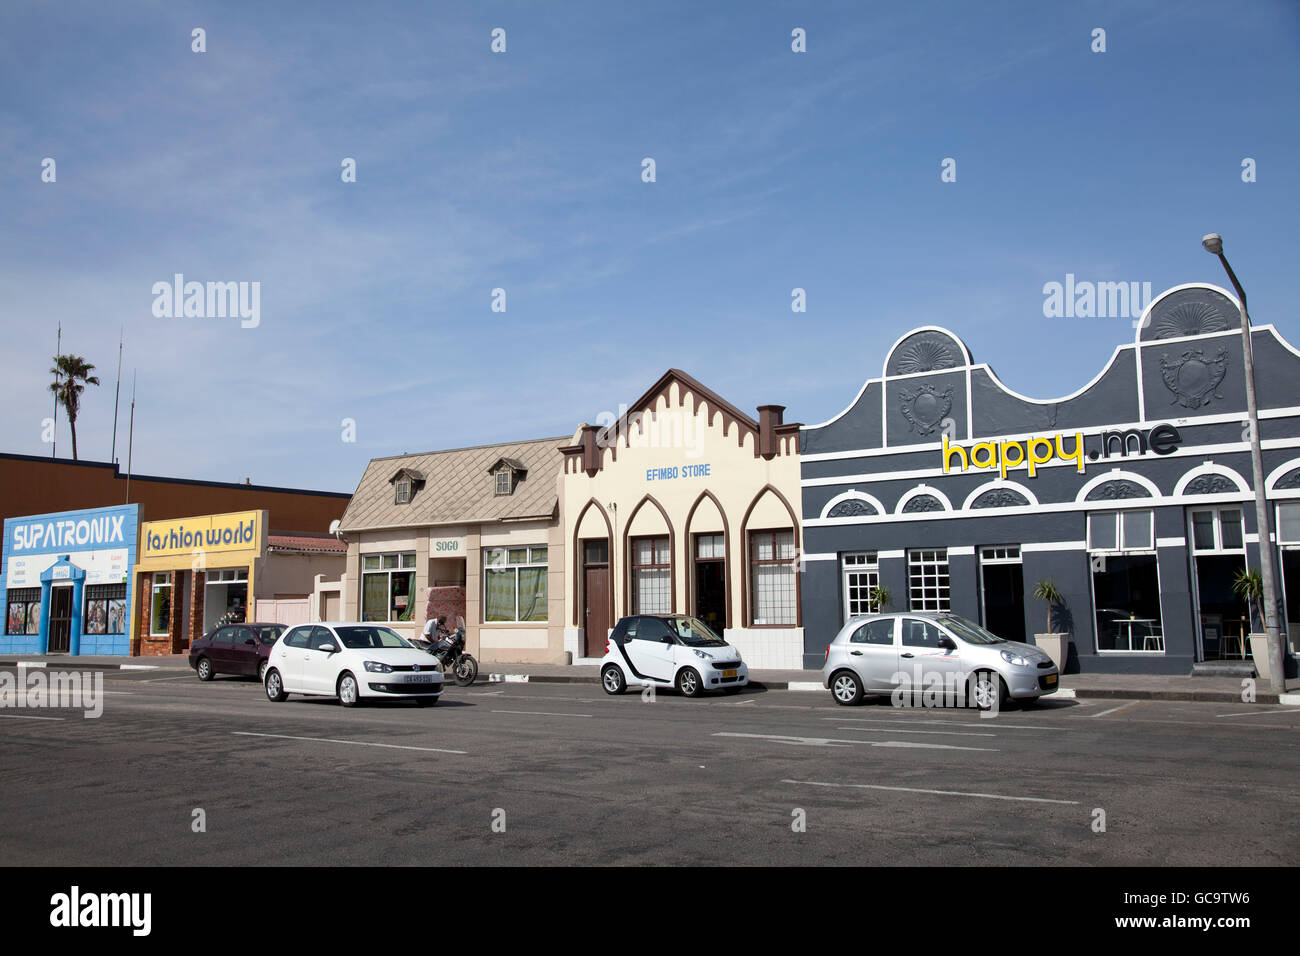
822, 612, 1059, 709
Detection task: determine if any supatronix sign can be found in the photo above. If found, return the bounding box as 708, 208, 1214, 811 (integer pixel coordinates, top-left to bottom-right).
9, 512, 128, 553
942, 423, 1182, 479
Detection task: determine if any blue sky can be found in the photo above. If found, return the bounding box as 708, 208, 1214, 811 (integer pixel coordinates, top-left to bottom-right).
2, 0, 1297, 494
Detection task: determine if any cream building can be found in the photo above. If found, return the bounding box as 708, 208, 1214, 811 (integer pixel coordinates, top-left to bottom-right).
559, 370, 804, 669
337, 437, 568, 664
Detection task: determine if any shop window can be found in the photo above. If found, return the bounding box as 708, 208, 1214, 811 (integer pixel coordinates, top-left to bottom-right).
84, 584, 127, 635
907, 549, 950, 612
1089, 510, 1162, 651
361, 552, 416, 622
841, 552, 880, 621
5, 587, 40, 636
484, 546, 548, 622
1189, 507, 1248, 659
150, 573, 173, 637
631, 536, 671, 615
750, 530, 796, 626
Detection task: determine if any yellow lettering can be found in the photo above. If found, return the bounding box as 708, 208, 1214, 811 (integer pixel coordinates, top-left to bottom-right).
971, 442, 997, 470
1027, 437, 1055, 477
999, 440, 1025, 479
1057, 432, 1085, 472
942, 435, 968, 473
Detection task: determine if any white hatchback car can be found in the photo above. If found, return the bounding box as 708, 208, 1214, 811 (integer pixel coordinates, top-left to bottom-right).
264, 622, 444, 707
600, 614, 748, 698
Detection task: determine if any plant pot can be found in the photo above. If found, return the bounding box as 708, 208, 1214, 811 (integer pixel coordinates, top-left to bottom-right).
1035, 633, 1070, 673
1249, 633, 1271, 683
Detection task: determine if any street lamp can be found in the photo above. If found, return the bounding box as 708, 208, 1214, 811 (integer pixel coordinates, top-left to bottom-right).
1201, 233, 1287, 693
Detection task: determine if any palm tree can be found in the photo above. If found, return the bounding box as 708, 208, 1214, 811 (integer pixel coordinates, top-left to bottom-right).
48, 354, 100, 460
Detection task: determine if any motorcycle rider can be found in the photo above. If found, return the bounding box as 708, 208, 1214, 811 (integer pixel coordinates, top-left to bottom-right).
422, 614, 450, 646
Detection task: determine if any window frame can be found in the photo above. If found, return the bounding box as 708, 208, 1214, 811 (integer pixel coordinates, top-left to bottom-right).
360, 552, 417, 622
907, 548, 950, 613
749, 528, 797, 627
483, 545, 549, 623
841, 551, 881, 622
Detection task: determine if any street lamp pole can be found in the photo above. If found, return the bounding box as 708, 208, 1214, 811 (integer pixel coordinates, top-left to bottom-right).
1202, 233, 1287, 693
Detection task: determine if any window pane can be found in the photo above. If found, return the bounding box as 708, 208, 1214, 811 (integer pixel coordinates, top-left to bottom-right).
151, 582, 171, 635
1093, 554, 1163, 651
753, 562, 796, 625
1192, 512, 1216, 551
1089, 513, 1118, 551
1220, 510, 1243, 551
529, 547, 548, 564
484, 548, 507, 568
361, 573, 388, 621
517, 568, 548, 621
485, 568, 517, 621
1122, 511, 1153, 550
508, 548, 529, 565
633, 567, 671, 615
391, 571, 414, 621
363, 555, 380, 570
401, 553, 416, 568
654, 538, 670, 564
382, 554, 398, 569
584, 540, 608, 564
1280, 504, 1300, 545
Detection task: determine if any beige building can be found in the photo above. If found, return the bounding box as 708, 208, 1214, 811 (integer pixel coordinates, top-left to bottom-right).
559, 370, 804, 668
337, 437, 568, 663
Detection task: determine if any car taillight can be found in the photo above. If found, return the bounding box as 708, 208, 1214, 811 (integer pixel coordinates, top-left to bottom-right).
824, 643, 830, 662
605, 639, 611, 654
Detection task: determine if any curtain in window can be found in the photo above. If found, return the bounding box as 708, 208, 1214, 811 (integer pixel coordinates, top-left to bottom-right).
517, 568, 548, 622
485, 568, 517, 621
361, 574, 388, 622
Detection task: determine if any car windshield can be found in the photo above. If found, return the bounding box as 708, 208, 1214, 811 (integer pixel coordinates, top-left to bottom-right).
335, 626, 411, 650
668, 616, 727, 647
939, 615, 1007, 645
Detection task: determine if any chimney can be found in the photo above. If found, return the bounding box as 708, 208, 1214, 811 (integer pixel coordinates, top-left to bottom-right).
580, 424, 602, 476
757, 405, 785, 459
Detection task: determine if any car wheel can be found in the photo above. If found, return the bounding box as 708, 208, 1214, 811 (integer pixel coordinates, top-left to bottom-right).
196, 657, 214, 681
831, 670, 864, 706
676, 667, 704, 699
264, 668, 288, 702
257, 659, 268, 683
971, 670, 1007, 711
601, 664, 627, 695
338, 672, 361, 707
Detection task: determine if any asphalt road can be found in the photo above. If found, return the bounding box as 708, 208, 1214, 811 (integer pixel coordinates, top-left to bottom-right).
2, 667, 1298, 866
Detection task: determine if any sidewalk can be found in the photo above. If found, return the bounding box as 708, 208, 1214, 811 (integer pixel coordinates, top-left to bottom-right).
3, 655, 1293, 705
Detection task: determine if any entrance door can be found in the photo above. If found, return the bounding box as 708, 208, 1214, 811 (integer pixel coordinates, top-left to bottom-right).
979, 546, 1025, 642
693, 533, 726, 635
583, 539, 611, 658
48, 587, 73, 653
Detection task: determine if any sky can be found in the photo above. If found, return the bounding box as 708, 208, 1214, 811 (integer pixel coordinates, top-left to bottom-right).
2, 0, 1298, 495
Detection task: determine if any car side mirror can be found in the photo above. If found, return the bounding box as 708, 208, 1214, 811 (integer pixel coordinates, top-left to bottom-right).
244, 638, 256, 646
319, 643, 337, 654
937, 637, 956, 650
662, 636, 674, 644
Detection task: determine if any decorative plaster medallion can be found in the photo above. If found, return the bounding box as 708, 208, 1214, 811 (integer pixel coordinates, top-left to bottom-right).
1160, 348, 1228, 409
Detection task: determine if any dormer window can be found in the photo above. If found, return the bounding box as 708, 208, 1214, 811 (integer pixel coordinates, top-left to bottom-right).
488, 457, 526, 497
388, 467, 426, 505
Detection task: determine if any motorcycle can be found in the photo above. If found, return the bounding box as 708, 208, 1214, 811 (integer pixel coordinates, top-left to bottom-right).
426, 616, 478, 686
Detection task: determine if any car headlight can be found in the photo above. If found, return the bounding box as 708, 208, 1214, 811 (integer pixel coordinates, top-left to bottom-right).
999, 650, 1030, 666
693, 649, 713, 661
363, 661, 392, 673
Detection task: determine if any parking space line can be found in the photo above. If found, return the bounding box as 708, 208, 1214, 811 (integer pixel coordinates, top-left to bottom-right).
715, 731, 996, 751
1216, 708, 1300, 718
1091, 701, 1144, 718
0, 713, 66, 721
825, 717, 1073, 731
783, 778, 1079, 805
834, 726, 996, 737
232, 731, 467, 754
491, 710, 592, 718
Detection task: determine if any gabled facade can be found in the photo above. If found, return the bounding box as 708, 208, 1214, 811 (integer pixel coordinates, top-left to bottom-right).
799, 283, 1300, 673
559, 369, 804, 668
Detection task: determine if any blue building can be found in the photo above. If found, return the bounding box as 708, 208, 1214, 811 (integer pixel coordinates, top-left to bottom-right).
799, 283, 1300, 674
2, 504, 141, 656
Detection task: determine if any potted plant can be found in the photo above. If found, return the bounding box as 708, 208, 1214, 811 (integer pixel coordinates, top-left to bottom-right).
867, 584, 892, 613
1032, 578, 1070, 672
1232, 568, 1270, 681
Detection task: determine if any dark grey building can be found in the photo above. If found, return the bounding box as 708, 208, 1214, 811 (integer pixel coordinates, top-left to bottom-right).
798, 283, 1300, 674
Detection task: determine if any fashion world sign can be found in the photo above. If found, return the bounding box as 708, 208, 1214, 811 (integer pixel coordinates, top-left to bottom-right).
142, 511, 262, 559
942, 423, 1183, 479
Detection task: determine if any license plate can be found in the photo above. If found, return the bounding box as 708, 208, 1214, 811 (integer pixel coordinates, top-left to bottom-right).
1045, 674, 1057, 685
407, 674, 435, 683
723, 670, 737, 678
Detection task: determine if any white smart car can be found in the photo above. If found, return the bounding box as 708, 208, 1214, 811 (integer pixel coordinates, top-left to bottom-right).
600, 614, 749, 698
263, 622, 444, 707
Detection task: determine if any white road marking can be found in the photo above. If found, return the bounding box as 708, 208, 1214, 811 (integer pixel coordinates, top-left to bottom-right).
1216, 708, 1300, 718
232, 732, 467, 754
835, 726, 996, 737
715, 732, 995, 751
491, 710, 593, 718
0, 713, 65, 721
141, 675, 199, 683
1091, 701, 1144, 718
825, 717, 1072, 731
783, 778, 1079, 805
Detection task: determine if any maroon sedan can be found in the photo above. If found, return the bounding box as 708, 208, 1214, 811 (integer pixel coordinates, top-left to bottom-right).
190, 623, 287, 682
